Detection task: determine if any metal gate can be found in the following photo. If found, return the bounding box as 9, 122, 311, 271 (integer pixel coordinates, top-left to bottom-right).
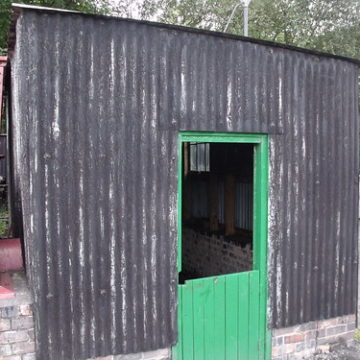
174, 133, 269, 360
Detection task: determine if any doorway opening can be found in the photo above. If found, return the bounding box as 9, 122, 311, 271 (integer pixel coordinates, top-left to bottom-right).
174, 133, 269, 360
180, 142, 254, 283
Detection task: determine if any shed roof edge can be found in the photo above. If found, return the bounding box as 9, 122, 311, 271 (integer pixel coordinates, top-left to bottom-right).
10, 3, 360, 66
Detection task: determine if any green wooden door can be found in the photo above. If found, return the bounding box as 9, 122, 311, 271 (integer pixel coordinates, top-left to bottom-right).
174, 133, 270, 360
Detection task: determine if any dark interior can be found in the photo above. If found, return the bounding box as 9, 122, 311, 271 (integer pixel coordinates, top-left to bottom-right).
180, 142, 255, 282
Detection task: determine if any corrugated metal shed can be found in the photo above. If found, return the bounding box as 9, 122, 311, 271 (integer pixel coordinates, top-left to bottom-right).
9, 5, 359, 360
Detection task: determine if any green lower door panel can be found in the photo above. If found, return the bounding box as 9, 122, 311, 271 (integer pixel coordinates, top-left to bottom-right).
173, 271, 261, 360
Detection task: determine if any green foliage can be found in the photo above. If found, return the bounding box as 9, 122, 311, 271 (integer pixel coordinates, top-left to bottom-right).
140, 0, 360, 59
0, 0, 12, 52
248, 0, 360, 59
355, 328, 360, 341
140, 0, 236, 30
0, 203, 8, 238
138, 0, 253, 31
0, 1, 359, 60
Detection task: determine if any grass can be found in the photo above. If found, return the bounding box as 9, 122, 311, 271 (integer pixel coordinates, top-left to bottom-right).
0, 203, 8, 238
355, 328, 360, 341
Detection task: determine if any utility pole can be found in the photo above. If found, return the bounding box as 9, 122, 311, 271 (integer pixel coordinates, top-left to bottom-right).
243, 1, 250, 36
224, 0, 252, 36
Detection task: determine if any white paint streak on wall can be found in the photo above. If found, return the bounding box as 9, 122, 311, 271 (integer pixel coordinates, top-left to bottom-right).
278, 75, 283, 127
226, 81, 233, 130
78, 169, 85, 347
139, 33, 149, 342
180, 47, 187, 117
334, 210, 341, 300
52, 34, 60, 141
268, 135, 278, 324
44, 164, 53, 354
88, 40, 96, 350
109, 36, 117, 350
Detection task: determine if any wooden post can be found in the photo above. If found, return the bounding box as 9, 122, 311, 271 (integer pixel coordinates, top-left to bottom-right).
183, 142, 189, 176
183, 143, 192, 221
183, 177, 192, 221
225, 174, 236, 235
0, 57, 7, 119
209, 173, 219, 232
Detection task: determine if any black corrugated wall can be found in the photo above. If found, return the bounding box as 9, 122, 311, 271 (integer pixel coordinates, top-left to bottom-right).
10, 8, 359, 360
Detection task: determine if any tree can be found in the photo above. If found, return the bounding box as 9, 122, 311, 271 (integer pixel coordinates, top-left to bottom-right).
139, 0, 234, 30
1, 0, 359, 60
0, 0, 112, 52
139, 0, 360, 59
248, 0, 360, 58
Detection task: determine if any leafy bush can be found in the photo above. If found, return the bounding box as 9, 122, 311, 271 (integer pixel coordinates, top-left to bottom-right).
0, 203, 8, 238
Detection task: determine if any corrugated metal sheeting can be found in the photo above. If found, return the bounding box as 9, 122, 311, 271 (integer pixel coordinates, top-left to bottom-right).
267, 59, 359, 327
10, 6, 359, 360
191, 181, 252, 230
216, 181, 253, 230
191, 180, 208, 218
235, 183, 252, 231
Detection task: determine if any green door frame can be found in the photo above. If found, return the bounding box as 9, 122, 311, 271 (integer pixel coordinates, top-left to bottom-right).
176, 131, 271, 360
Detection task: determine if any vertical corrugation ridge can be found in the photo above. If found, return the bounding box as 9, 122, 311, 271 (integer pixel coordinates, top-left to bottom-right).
252, 45, 261, 132
296, 56, 305, 323
303, 60, 315, 324
116, 21, 128, 353
208, 36, 217, 130
325, 61, 336, 320
10, 9, 359, 359
338, 63, 348, 317
293, 56, 305, 324
147, 25, 159, 349
73, 16, 88, 359
63, 13, 79, 358
331, 61, 343, 320
50, 13, 64, 358
126, 22, 138, 351
225, 41, 234, 132
319, 59, 330, 321
344, 66, 357, 315
351, 67, 359, 315
217, 39, 227, 131
281, 52, 292, 326
98, 19, 112, 356
31, 13, 50, 360
350, 66, 358, 315
109, 20, 122, 354
138, 23, 149, 350
82, 17, 95, 358
290, 55, 300, 325
311, 61, 321, 323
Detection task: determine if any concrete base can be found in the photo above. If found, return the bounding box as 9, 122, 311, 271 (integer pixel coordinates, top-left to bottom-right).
272, 314, 356, 360
91, 349, 171, 360
0, 271, 35, 360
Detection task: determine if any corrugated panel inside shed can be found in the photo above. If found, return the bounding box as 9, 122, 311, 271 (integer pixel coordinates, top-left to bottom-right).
10, 6, 359, 360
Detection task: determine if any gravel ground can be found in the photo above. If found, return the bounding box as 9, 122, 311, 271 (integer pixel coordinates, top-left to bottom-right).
303, 339, 360, 360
